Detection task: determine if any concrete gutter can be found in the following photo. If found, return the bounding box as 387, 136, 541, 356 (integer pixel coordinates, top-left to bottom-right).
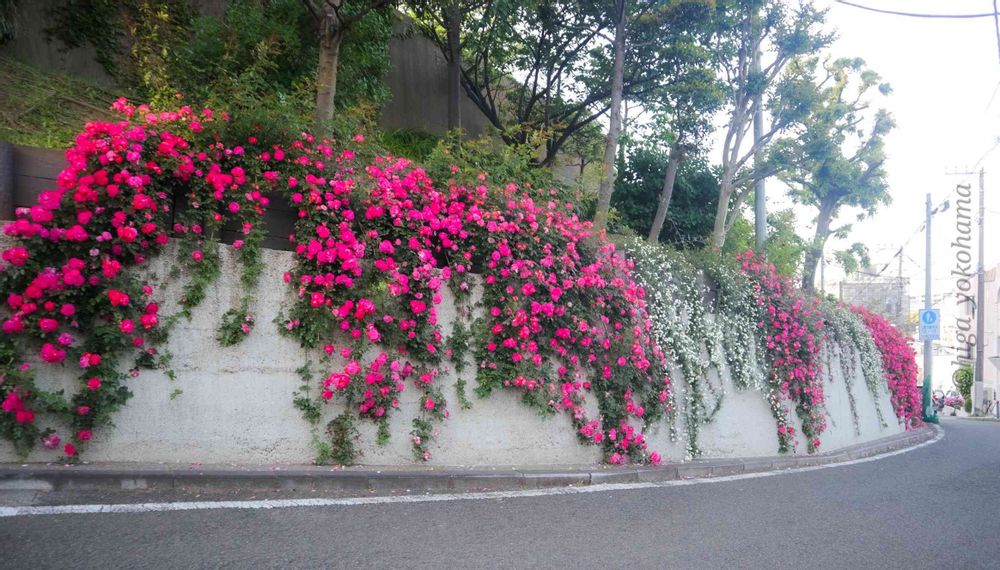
0, 427, 937, 495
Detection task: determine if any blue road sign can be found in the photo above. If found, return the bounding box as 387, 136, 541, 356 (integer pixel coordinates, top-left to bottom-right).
919, 309, 940, 341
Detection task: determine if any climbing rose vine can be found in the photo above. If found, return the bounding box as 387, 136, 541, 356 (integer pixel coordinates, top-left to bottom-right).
0, 99, 923, 464
472, 186, 671, 464
278, 148, 475, 460
739, 251, 826, 453
0, 99, 267, 459
852, 306, 923, 429
277, 151, 672, 463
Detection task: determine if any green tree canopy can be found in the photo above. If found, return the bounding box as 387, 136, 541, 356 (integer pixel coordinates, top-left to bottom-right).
723, 209, 806, 277
707, 0, 832, 249
775, 56, 894, 291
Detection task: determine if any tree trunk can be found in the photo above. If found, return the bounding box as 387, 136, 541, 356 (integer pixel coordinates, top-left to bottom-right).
710, 167, 735, 250
445, 0, 462, 133
801, 204, 835, 292
617, 99, 628, 166
647, 145, 684, 244
314, 12, 344, 130
592, 0, 627, 232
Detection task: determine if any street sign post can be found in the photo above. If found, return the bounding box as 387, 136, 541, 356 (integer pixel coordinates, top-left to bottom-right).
919, 308, 940, 341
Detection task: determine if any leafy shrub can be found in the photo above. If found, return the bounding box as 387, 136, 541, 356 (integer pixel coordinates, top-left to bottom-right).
954, 366, 973, 413
380, 129, 441, 161
611, 146, 719, 248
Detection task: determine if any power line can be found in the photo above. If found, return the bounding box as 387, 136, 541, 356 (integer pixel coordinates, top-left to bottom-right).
855, 138, 1000, 286
833, 1, 996, 19
984, 79, 1000, 114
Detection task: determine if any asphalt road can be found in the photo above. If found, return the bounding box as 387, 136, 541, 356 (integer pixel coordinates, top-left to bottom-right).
1, 419, 998, 569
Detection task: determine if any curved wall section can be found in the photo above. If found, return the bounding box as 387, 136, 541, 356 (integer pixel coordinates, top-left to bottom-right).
0, 243, 904, 466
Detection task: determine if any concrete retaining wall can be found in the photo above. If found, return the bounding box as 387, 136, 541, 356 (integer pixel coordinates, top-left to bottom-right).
0, 243, 904, 466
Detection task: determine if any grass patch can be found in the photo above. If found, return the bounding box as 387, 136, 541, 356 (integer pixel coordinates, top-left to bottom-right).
380, 129, 440, 161
0, 57, 119, 149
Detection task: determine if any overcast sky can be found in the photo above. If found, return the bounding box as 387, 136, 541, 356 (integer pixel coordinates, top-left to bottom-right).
786, 0, 1000, 301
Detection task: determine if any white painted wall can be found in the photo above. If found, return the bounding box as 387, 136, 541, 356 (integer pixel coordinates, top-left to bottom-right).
0, 243, 904, 466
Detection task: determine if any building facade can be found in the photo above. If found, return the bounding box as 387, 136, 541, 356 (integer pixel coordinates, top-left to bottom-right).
839, 275, 913, 336
957, 266, 1000, 413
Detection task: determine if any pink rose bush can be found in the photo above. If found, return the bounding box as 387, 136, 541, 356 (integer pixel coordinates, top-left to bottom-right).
470, 185, 670, 463
0, 99, 267, 459
739, 251, 826, 453
277, 146, 670, 463
279, 148, 469, 459
0, 99, 920, 464
852, 307, 923, 429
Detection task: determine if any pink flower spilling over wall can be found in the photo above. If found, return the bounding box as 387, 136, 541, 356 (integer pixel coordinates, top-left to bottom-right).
739, 251, 826, 453
279, 152, 672, 463
0, 100, 671, 464
473, 186, 671, 464
280, 151, 472, 460
0, 99, 267, 459
0, 99, 917, 464
852, 307, 923, 429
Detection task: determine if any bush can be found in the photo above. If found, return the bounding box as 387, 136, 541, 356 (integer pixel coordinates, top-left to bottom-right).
954, 366, 973, 413
610, 146, 719, 248
380, 129, 441, 162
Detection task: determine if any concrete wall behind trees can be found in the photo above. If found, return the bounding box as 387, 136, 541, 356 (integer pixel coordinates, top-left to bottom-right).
0, 2, 492, 138
379, 20, 491, 138
0, 0, 114, 85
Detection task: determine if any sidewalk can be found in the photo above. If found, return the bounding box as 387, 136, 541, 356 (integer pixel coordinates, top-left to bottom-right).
0, 427, 937, 495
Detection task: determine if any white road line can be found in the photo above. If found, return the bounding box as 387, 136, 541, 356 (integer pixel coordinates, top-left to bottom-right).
0, 426, 944, 518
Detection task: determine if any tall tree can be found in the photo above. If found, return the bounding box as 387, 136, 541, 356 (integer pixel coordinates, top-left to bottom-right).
595, 0, 718, 231
777, 56, 894, 291
644, 1, 723, 243
416, 0, 667, 166
592, 0, 627, 231
444, 0, 462, 131
561, 121, 605, 183
707, 0, 830, 250
302, 0, 395, 128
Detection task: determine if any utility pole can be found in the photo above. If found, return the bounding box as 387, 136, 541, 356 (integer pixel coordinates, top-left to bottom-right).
974, 169, 986, 414
947, 167, 988, 415
752, 10, 766, 252
923, 193, 937, 422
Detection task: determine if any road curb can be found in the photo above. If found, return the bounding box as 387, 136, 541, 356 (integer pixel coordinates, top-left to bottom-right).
0, 426, 938, 495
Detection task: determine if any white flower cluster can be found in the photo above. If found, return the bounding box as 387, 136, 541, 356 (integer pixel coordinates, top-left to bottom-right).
820, 302, 888, 430
623, 239, 764, 458
623, 239, 894, 456
710, 261, 767, 392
